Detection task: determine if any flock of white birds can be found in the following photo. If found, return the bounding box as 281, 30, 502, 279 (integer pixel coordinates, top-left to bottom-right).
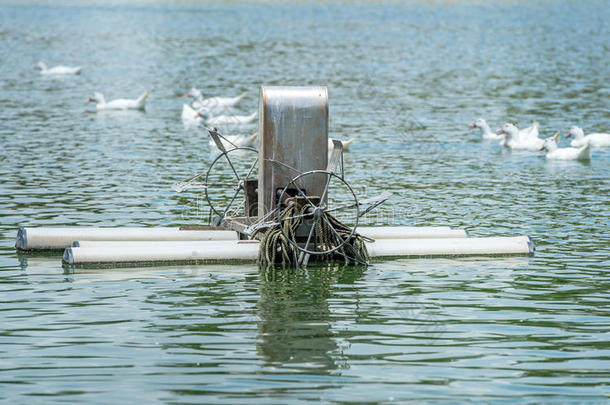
470, 118, 610, 161
35, 62, 150, 112
34, 61, 354, 155
180, 87, 355, 154
34, 61, 608, 161
180, 88, 259, 150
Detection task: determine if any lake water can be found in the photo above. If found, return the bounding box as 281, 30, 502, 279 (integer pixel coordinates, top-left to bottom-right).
1, 0, 609, 402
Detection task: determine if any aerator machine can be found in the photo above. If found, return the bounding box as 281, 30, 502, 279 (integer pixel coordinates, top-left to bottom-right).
15, 86, 534, 267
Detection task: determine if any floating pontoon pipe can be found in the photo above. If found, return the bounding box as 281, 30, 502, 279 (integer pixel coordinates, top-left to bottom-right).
63, 236, 533, 266
360, 226, 467, 239
71, 240, 250, 248
63, 241, 260, 265
366, 236, 534, 257
17, 226, 467, 251
15, 227, 238, 251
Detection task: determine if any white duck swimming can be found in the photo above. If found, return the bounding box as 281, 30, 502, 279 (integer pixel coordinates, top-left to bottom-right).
468, 118, 503, 140
185, 88, 248, 112
541, 132, 590, 161
34, 61, 83, 75
181, 104, 202, 125
497, 123, 544, 151
566, 126, 610, 148
518, 122, 540, 139
209, 132, 258, 150
87, 91, 148, 111
469, 118, 539, 141
201, 112, 257, 126
500, 121, 541, 147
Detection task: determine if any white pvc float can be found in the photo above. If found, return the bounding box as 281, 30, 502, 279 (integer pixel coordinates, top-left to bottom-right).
15, 227, 238, 251
358, 226, 467, 239
63, 241, 260, 265
71, 240, 245, 248
366, 236, 534, 257
62, 236, 533, 266
16, 226, 467, 251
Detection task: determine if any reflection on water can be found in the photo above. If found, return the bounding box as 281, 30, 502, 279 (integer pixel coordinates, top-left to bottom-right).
257, 265, 365, 374
1, 0, 609, 403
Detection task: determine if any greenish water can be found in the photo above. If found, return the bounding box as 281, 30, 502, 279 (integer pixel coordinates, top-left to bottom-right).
1, 1, 609, 403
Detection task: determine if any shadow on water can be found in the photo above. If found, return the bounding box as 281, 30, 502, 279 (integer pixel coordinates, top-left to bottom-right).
256, 264, 366, 374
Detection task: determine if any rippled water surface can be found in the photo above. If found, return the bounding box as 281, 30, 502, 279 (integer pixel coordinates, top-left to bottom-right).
1, 1, 609, 403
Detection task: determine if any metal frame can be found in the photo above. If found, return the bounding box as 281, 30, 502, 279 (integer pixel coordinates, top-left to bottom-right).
170, 91, 393, 266
204, 146, 258, 225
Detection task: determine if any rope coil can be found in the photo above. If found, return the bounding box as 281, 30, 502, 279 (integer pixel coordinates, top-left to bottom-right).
256, 203, 369, 267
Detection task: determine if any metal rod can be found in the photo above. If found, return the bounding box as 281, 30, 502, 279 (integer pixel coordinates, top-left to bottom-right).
220, 187, 243, 220
303, 216, 318, 252
321, 215, 366, 265
291, 181, 318, 210
319, 173, 332, 205
207, 128, 230, 153
266, 159, 303, 178
244, 157, 259, 180
222, 152, 242, 182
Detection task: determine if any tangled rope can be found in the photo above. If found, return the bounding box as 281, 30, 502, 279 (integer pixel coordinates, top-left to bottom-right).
256, 202, 369, 267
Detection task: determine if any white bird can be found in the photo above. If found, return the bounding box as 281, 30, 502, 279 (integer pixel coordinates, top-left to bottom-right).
497, 123, 544, 151
468, 118, 503, 140
209, 132, 258, 150
34, 61, 83, 75
500, 122, 541, 147
541, 132, 590, 161
181, 104, 202, 125
87, 91, 148, 111
469, 118, 540, 141
203, 112, 257, 126
185, 88, 248, 112
519, 122, 540, 139
566, 126, 610, 148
